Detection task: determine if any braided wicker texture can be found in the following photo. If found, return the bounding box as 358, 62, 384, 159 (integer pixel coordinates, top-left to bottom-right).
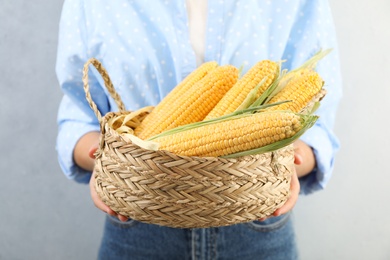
83, 58, 293, 228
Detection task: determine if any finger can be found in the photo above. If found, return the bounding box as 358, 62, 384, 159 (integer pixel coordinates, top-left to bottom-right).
106, 208, 118, 216
89, 172, 127, 222
89, 171, 112, 214
293, 140, 304, 165
88, 144, 99, 159
274, 176, 299, 216
117, 214, 129, 222
294, 153, 303, 165
273, 170, 300, 217
90, 185, 111, 213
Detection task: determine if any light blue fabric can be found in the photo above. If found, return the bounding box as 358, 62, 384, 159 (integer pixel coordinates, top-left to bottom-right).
56, 0, 342, 195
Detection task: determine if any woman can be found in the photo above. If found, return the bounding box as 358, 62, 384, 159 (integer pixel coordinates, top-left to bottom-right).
56, 0, 342, 259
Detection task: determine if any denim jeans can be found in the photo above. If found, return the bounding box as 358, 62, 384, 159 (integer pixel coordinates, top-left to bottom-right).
98, 213, 298, 260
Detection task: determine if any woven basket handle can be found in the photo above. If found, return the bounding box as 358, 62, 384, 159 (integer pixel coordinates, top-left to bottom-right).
82, 58, 126, 122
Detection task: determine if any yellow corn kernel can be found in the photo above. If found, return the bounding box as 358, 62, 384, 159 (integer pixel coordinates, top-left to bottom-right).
267, 69, 324, 113
134, 61, 218, 138
154, 111, 303, 157
135, 64, 239, 139
204, 60, 279, 120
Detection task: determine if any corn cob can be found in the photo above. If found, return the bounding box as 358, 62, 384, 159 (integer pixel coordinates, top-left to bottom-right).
153, 111, 305, 157
134, 61, 218, 138
135, 64, 239, 139
204, 60, 279, 120
266, 69, 324, 113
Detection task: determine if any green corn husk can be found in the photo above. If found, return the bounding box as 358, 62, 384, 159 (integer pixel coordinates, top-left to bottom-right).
234, 77, 268, 112
293, 48, 332, 72
249, 68, 288, 108
256, 48, 332, 106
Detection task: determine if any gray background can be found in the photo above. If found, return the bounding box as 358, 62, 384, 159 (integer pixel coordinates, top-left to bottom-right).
1, 0, 389, 259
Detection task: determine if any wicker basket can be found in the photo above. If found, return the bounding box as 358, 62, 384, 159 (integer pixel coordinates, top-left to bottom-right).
82, 58, 294, 229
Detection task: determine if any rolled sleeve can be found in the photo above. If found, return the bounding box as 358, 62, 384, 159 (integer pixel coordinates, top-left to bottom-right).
299, 123, 340, 195
56, 96, 100, 183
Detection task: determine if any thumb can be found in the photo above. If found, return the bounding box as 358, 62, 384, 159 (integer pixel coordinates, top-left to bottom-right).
294, 153, 303, 165
88, 143, 99, 159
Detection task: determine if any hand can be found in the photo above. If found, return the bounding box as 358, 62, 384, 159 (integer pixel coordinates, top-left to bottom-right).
292, 139, 316, 178
271, 166, 300, 217
259, 167, 300, 221
259, 142, 304, 221
89, 144, 129, 222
